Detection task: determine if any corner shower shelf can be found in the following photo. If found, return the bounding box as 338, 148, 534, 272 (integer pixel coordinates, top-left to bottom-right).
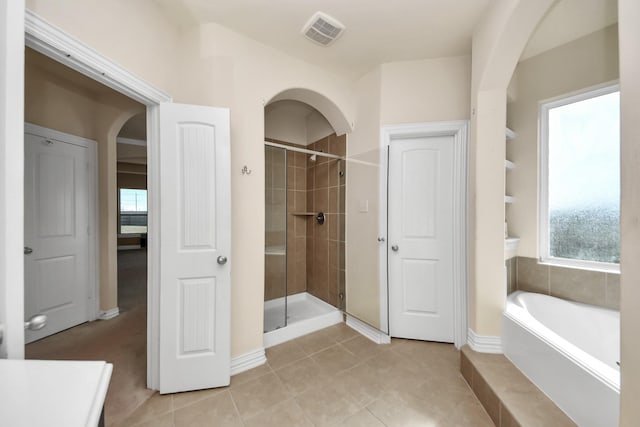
504, 195, 515, 204
504, 237, 520, 260
505, 160, 515, 170
506, 127, 516, 140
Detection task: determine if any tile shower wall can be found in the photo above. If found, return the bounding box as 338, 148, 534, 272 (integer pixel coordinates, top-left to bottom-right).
264, 136, 346, 308
306, 134, 346, 309
264, 147, 287, 301
511, 256, 620, 310
286, 148, 309, 297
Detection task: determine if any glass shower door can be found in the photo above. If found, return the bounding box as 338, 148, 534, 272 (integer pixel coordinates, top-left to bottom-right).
264, 146, 287, 332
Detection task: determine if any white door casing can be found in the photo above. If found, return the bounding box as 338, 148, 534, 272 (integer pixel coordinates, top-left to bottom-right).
24, 9, 172, 389
0, 0, 25, 359
380, 122, 468, 348
24, 124, 97, 343
388, 136, 455, 342
159, 103, 231, 394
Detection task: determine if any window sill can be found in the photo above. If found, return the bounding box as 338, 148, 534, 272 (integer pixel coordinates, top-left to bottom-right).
537, 257, 620, 274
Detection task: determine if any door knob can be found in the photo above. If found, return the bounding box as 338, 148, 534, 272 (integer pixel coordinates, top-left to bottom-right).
24, 314, 47, 331
391, 245, 399, 252
24, 247, 33, 255
217, 256, 228, 265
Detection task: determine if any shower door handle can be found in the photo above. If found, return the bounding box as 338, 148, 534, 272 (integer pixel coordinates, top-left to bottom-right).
217, 256, 228, 265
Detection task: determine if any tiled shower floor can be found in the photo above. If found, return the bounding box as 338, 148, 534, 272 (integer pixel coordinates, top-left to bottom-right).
264, 292, 338, 332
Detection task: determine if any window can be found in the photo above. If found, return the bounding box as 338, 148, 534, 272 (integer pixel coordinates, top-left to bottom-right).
539, 83, 620, 271
119, 188, 148, 234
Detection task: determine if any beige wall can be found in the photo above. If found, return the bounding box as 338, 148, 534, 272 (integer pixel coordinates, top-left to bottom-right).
264, 102, 334, 146
346, 57, 471, 330
619, 0, 640, 423
25, 50, 144, 312
380, 56, 471, 124
345, 66, 382, 328
264, 103, 308, 146
194, 23, 356, 356
306, 111, 335, 146
507, 25, 619, 257
468, 0, 554, 337
26, 0, 356, 358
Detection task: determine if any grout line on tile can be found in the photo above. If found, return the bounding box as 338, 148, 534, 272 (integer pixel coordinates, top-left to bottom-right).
226, 389, 247, 426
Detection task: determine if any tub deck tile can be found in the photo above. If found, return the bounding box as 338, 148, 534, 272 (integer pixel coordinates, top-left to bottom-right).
460, 345, 576, 427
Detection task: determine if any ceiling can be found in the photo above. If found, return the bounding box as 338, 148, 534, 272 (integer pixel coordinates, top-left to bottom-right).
156, 0, 618, 79
172, 0, 492, 79
521, 0, 618, 61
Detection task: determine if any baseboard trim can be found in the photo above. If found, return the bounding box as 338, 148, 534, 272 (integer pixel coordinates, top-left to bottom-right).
467, 328, 502, 354
97, 307, 120, 320
231, 348, 266, 376
346, 314, 391, 344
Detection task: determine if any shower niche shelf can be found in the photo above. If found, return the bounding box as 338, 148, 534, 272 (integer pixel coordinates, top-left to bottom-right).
290, 212, 316, 216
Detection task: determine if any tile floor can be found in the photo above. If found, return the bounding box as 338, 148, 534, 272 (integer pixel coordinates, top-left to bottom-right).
25, 249, 494, 427
120, 325, 494, 427
26, 249, 151, 426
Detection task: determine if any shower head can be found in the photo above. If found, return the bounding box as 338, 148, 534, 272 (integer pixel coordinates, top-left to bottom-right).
310, 154, 317, 162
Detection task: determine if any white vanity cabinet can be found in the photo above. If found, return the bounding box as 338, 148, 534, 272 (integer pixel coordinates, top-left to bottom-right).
0, 359, 112, 427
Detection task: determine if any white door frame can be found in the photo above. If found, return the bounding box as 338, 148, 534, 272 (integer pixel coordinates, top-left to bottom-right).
24, 10, 172, 389
24, 122, 99, 325
0, 0, 26, 359
379, 121, 468, 348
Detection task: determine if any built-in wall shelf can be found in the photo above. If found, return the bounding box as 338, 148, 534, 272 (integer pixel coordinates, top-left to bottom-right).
504, 237, 520, 260
505, 126, 517, 260
290, 212, 316, 216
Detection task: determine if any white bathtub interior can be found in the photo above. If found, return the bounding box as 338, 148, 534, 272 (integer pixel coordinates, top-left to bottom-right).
264, 292, 342, 348
503, 291, 620, 427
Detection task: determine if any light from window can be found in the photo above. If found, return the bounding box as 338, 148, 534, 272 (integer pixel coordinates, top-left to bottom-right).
120, 188, 147, 234
541, 85, 619, 268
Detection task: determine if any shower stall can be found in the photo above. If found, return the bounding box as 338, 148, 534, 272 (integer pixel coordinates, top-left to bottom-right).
264, 137, 346, 347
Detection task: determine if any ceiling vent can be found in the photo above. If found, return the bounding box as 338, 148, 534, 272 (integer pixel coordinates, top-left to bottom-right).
301, 12, 345, 47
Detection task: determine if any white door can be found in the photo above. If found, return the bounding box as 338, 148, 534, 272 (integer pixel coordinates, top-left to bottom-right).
24, 128, 95, 343
388, 136, 454, 342
159, 103, 231, 394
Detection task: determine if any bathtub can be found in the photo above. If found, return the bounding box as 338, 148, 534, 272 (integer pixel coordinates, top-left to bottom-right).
503, 291, 619, 427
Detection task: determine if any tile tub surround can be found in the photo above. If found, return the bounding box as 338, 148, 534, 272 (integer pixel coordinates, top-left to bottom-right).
121, 324, 494, 427
461, 346, 576, 427
511, 256, 620, 310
